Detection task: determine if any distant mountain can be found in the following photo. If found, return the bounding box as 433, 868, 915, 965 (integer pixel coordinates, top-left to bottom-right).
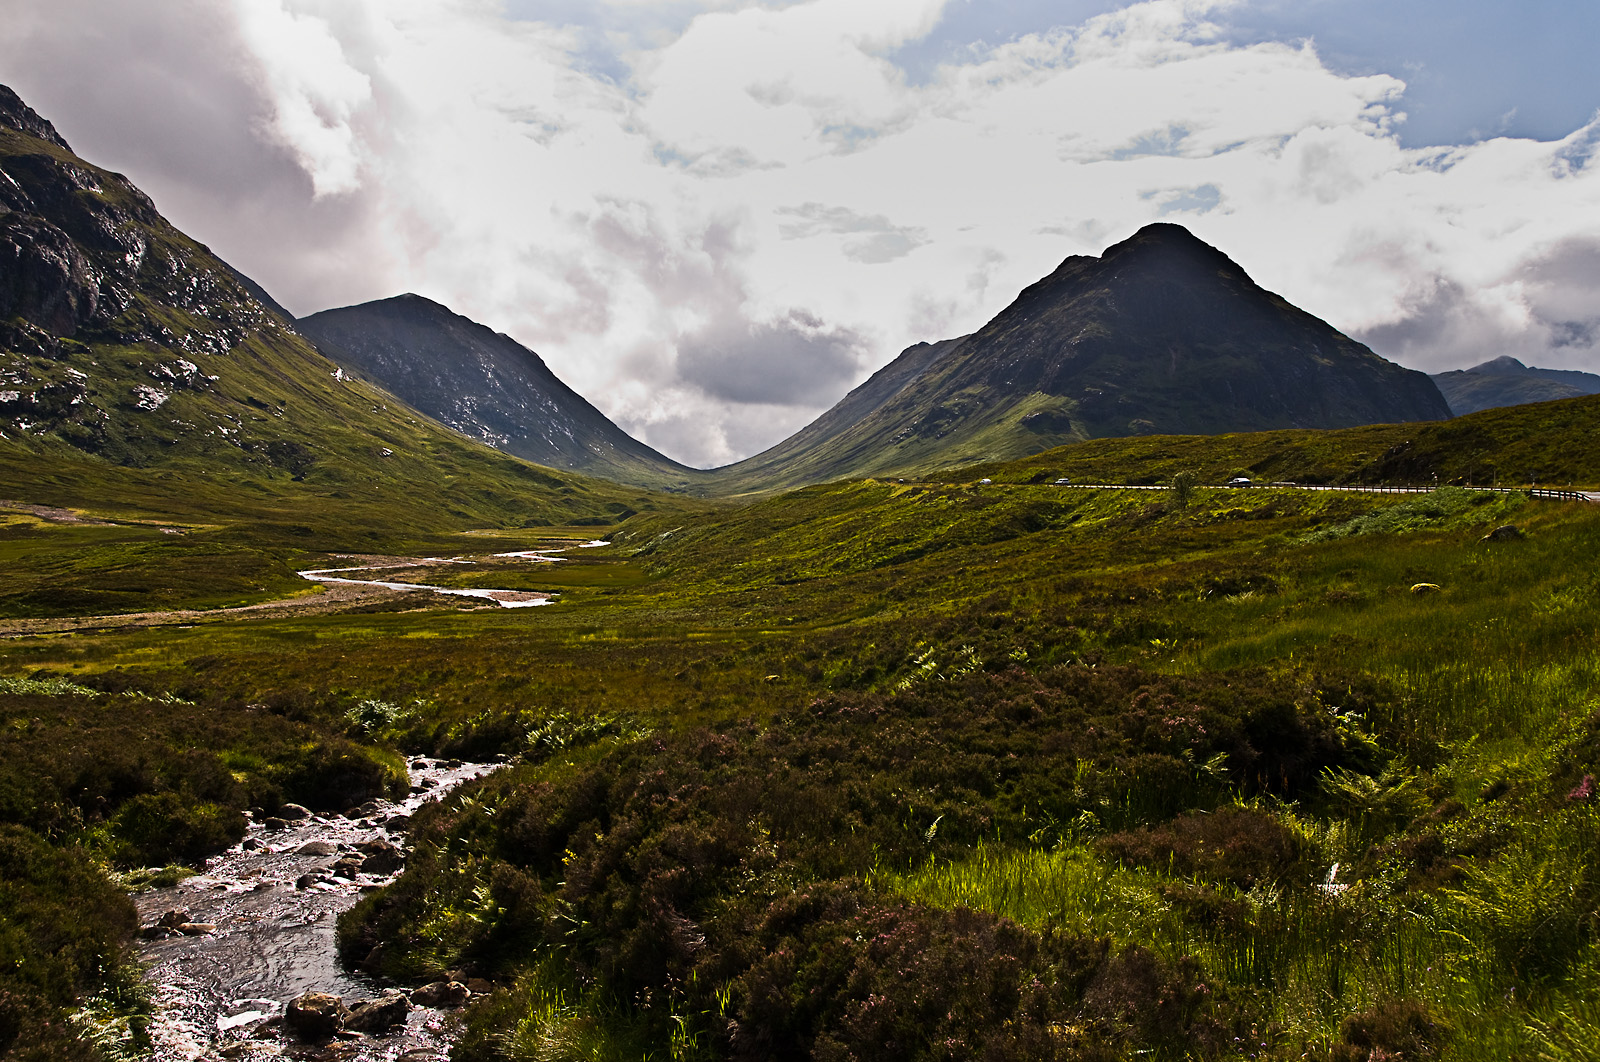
297, 295, 702, 492
0, 84, 650, 530
1430, 356, 1600, 416
707, 224, 1451, 492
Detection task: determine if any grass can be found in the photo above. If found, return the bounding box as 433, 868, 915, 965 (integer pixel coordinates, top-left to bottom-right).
2, 417, 1600, 1057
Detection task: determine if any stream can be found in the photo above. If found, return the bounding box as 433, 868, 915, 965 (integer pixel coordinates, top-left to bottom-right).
132, 758, 500, 1061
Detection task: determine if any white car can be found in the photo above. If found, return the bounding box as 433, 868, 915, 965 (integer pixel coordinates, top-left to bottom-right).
1227, 476, 1253, 487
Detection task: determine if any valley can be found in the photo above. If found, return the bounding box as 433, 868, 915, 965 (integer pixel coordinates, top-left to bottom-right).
3, 81, 1600, 1062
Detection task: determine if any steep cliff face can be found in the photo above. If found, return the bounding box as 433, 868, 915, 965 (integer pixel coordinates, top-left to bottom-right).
708, 224, 1453, 490
299, 295, 703, 492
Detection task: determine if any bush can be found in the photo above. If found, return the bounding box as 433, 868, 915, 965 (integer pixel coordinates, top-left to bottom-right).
107, 794, 244, 868
1330, 999, 1446, 1061
0, 826, 136, 1059
1096, 806, 1309, 889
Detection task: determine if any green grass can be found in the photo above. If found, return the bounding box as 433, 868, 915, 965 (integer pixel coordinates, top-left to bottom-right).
1, 422, 1599, 1057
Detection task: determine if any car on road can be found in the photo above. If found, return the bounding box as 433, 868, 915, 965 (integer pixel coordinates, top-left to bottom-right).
1054, 477, 1071, 485
1227, 476, 1253, 487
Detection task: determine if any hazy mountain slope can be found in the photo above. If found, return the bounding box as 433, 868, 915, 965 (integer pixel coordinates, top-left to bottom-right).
1431, 355, 1600, 415
707, 224, 1451, 492
298, 295, 704, 492
0, 84, 660, 533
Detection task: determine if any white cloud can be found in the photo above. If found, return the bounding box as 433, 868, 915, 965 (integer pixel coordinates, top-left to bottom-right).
231, 0, 374, 197
5, 0, 1600, 466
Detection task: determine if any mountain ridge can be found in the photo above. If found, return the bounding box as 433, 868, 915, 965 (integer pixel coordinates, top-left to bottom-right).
702, 223, 1452, 492
1430, 355, 1600, 415
0, 83, 659, 533
297, 294, 703, 492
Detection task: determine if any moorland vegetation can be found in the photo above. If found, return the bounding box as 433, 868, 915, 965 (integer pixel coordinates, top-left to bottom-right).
3, 424, 1600, 1059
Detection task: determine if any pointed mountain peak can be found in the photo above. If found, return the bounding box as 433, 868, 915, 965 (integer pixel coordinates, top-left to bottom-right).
0, 85, 72, 152
1095, 222, 1249, 279
1469, 355, 1530, 374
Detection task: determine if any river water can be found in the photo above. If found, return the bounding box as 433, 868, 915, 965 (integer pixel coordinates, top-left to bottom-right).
132, 759, 498, 1061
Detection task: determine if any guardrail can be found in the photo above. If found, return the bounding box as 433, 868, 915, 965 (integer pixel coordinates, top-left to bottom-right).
1046, 483, 1597, 502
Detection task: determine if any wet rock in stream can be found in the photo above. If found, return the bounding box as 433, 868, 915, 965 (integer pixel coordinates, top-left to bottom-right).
132, 758, 496, 1061
285, 992, 349, 1041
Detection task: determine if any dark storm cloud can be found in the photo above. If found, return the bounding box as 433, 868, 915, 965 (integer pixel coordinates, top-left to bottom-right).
677, 310, 864, 406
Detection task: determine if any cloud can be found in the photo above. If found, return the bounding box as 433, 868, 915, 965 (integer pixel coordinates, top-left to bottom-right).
678, 309, 864, 404
776, 202, 929, 262
4, 0, 1600, 467
231, 0, 373, 197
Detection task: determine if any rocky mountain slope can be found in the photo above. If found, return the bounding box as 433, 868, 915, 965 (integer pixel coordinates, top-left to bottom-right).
707, 224, 1451, 491
298, 295, 701, 492
0, 85, 652, 530
1431, 355, 1600, 415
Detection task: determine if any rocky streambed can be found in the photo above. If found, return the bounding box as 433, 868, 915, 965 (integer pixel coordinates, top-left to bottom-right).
132, 758, 499, 1061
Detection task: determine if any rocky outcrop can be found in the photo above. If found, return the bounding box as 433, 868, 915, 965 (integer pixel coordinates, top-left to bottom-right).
0, 86, 72, 152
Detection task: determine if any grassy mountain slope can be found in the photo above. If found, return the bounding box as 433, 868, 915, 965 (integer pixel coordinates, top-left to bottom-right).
948, 390, 1600, 489
1432, 355, 1600, 415
706, 223, 1450, 492
0, 86, 677, 540
298, 295, 707, 493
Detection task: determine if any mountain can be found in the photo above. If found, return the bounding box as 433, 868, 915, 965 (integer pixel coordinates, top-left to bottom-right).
297, 295, 702, 492
0, 84, 655, 533
1430, 355, 1600, 416
707, 223, 1452, 492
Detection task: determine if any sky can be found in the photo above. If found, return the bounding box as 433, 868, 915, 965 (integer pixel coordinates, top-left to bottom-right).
3, 0, 1599, 467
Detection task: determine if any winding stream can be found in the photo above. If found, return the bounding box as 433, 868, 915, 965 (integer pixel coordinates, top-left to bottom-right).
134, 759, 499, 1061
297, 561, 553, 608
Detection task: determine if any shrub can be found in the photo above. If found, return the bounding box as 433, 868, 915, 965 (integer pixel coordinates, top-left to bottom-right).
1096, 806, 1309, 890
107, 793, 244, 868
1329, 999, 1446, 1061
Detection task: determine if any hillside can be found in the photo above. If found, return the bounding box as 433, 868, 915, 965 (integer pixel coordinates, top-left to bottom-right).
1431, 355, 1600, 415
0, 85, 666, 537
298, 295, 705, 492
948, 389, 1600, 489
707, 223, 1450, 492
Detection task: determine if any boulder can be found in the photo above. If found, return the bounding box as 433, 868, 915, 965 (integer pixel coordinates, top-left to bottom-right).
175, 922, 216, 935
297, 841, 339, 856
409, 981, 471, 1008
284, 991, 349, 1041
1482, 524, 1524, 543
1409, 582, 1442, 595
345, 991, 410, 1033
278, 803, 312, 820
358, 840, 404, 875
157, 909, 190, 928
262, 817, 289, 831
